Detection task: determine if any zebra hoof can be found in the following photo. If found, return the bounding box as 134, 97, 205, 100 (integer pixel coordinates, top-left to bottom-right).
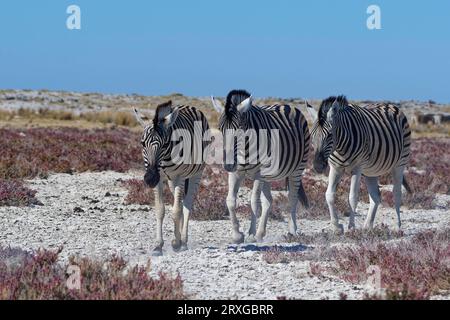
179, 244, 188, 252
363, 223, 374, 231
152, 247, 163, 256
232, 232, 245, 244
332, 224, 344, 235
255, 232, 266, 243
246, 235, 257, 243
171, 239, 182, 251
348, 221, 356, 230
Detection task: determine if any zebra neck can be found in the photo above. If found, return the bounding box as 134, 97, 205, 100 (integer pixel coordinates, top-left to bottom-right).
332, 109, 368, 157
160, 128, 174, 161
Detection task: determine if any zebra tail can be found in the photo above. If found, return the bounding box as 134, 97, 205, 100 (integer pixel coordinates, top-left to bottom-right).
402, 176, 412, 194
298, 182, 310, 209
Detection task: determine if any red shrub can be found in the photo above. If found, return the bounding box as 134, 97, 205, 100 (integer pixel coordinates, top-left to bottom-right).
284, 224, 404, 245
121, 179, 173, 206
0, 128, 142, 180
326, 228, 450, 299
0, 247, 186, 300
0, 179, 39, 206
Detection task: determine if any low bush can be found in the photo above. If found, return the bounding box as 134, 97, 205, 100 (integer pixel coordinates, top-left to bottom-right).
0, 128, 141, 180
327, 228, 450, 299
0, 247, 186, 300
0, 179, 39, 207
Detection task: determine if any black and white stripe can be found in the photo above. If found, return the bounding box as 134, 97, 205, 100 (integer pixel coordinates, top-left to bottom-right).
212, 90, 310, 242
308, 95, 411, 231
134, 101, 210, 254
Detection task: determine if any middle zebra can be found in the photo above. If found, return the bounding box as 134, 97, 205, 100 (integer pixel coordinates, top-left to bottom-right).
211, 90, 310, 243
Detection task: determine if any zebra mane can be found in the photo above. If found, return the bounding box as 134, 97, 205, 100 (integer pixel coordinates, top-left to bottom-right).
225, 90, 251, 116
318, 95, 348, 125
153, 100, 173, 126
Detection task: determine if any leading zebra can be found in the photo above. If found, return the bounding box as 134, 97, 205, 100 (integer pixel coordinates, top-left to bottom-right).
306, 96, 411, 233
134, 101, 210, 255
211, 90, 310, 243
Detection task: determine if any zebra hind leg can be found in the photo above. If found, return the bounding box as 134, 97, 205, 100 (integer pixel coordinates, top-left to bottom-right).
170, 179, 184, 251
392, 166, 406, 230
364, 176, 381, 229
180, 174, 202, 251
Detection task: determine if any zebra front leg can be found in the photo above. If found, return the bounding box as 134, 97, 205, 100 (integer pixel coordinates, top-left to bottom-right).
227, 172, 245, 244
392, 166, 406, 230
247, 179, 262, 242
326, 166, 344, 234
171, 180, 183, 251
348, 168, 361, 230
286, 176, 300, 236
180, 174, 202, 251
255, 182, 272, 242
364, 176, 381, 229
153, 182, 165, 256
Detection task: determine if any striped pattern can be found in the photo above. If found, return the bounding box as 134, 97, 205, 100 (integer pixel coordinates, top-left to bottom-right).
216, 90, 310, 241
311, 96, 410, 176
219, 92, 310, 181
310, 95, 411, 231
137, 101, 210, 254
141, 105, 209, 180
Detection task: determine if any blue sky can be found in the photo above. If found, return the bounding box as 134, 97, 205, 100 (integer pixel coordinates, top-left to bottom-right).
0, 1, 449, 102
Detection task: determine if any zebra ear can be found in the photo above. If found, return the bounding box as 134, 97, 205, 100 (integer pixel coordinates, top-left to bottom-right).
236, 96, 252, 113
161, 107, 179, 129
211, 96, 224, 113
305, 100, 317, 122
133, 108, 149, 128
327, 99, 340, 123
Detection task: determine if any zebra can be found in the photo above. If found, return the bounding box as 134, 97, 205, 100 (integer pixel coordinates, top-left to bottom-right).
211, 90, 310, 243
133, 100, 210, 255
306, 95, 411, 233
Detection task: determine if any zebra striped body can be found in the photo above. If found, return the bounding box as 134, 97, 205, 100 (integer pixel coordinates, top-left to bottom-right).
308, 96, 411, 232
141, 105, 209, 183
219, 103, 310, 180
212, 90, 310, 242
314, 102, 411, 176
134, 101, 209, 255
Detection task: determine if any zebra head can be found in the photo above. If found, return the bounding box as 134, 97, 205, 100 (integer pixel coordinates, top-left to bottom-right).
211, 90, 253, 172
307, 96, 347, 174
133, 101, 179, 188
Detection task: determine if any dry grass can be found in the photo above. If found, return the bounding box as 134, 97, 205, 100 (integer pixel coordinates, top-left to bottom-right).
410, 123, 450, 138
0, 108, 140, 128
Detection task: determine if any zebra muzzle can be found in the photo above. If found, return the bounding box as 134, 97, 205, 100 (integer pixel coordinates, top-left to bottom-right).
144, 169, 160, 188
313, 153, 328, 174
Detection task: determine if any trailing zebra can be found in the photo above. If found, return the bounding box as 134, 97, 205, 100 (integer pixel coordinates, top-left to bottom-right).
134, 101, 210, 255
306, 96, 411, 233
211, 90, 310, 243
